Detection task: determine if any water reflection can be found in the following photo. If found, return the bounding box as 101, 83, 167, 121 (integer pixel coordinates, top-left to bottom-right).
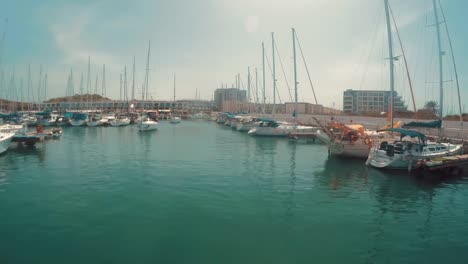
318, 157, 369, 191
285, 143, 297, 217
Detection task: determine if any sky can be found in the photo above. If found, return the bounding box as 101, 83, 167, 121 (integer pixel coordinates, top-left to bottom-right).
1, 0, 467, 113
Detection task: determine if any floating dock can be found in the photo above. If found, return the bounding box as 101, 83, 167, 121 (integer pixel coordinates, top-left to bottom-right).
11, 126, 62, 146
413, 154, 468, 177
288, 132, 318, 143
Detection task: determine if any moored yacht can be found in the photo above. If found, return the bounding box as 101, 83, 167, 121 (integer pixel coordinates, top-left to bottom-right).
110, 115, 131, 127
70, 113, 88, 127
138, 117, 158, 131
366, 128, 463, 170
0, 131, 14, 155
170, 116, 181, 124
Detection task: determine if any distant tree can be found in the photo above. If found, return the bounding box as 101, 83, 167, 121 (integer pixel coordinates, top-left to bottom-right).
424, 100, 439, 115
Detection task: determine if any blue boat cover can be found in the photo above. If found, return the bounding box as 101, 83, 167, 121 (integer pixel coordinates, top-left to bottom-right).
378, 128, 426, 143
404, 120, 442, 129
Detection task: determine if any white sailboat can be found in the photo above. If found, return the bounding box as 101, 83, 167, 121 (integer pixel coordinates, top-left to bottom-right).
366, 0, 463, 170
138, 41, 158, 132
87, 72, 104, 127
317, 1, 401, 158
170, 75, 181, 124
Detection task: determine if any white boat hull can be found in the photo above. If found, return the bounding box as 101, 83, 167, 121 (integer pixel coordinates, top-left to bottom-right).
367, 143, 464, 170
170, 117, 181, 124
87, 120, 104, 127
110, 119, 131, 127
236, 122, 257, 132
138, 121, 158, 131
0, 132, 14, 154
70, 119, 87, 127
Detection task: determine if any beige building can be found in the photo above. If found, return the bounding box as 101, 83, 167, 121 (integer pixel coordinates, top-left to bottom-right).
285, 102, 324, 115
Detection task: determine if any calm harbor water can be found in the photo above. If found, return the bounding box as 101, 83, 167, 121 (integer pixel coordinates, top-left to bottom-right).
1, 121, 467, 263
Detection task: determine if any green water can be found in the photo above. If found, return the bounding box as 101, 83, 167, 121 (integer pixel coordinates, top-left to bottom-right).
0, 121, 467, 263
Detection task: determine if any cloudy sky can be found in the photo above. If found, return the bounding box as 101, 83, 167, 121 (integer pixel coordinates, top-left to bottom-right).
1, 0, 467, 113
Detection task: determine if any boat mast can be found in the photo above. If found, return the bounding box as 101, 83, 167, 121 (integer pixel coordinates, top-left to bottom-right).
292, 28, 298, 124
384, 0, 395, 128
132, 56, 135, 100
262, 42, 266, 114
439, 1, 463, 136
272, 32, 276, 116
255, 67, 259, 112
144, 41, 151, 104
102, 64, 106, 97
86, 56, 90, 111
247, 67, 251, 113
432, 0, 443, 121
173, 74, 176, 104
79, 73, 83, 111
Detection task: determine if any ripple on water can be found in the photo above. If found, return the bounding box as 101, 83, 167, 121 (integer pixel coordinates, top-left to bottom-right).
0, 122, 467, 263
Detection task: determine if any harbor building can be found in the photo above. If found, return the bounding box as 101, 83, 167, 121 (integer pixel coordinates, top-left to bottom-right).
214, 88, 247, 110
33, 100, 214, 114
343, 89, 407, 114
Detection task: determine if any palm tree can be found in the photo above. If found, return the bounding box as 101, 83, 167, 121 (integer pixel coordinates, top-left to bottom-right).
424, 100, 439, 115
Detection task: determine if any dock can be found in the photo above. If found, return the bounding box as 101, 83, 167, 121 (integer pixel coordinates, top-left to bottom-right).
11, 126, 62, 146
12, 133, 45, 146
413, 154, 468, 178
288, 132, 319, 143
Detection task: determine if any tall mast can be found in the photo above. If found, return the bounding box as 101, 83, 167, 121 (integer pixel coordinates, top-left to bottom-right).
262, 42, 266, 114
79, 73, 83, 110
70, 69, 75, 96
94, 74, 98, 109
432, 0, 443, 121
173, 74, 176, 103
384, 0, 395, 128
86, 56, 90, 109
247, 67, 251, 112
272, 32, 276, 116
37, 65, 42, 111
292, 28, 298, 124
44, 73, 47, 104
144, 41, 151, 102
255, 67, 259, 112
27, 65, 32, 110
102, 64, 106, 97
439, 1, 463, 135
124, 65, 128, 102
132, 56, 135, 100
119, 74, 122, 102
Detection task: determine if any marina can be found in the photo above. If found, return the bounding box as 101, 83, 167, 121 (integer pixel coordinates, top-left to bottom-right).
1, 121, 468, 263
1, 0, 468, 262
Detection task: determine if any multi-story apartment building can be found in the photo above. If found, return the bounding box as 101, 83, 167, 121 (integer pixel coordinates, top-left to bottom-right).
343, 89, 407, 114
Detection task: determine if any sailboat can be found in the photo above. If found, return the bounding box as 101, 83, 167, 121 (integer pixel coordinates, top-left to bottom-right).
316, 1, 402, 158
87, 74, 104, 127
111, 67, 131, 127
71, 58, 90, 127
170, 75, 181, 124
249, 31, 317, 137
366, 0, 463, 170
138, 41, 158, 132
